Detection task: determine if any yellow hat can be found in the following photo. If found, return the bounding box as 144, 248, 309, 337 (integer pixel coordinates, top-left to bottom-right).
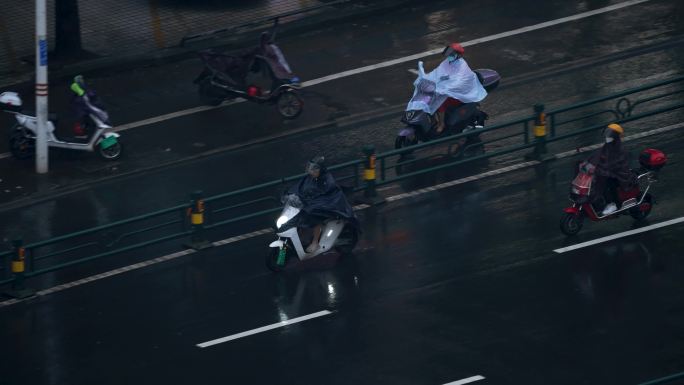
607, 123, 624, 135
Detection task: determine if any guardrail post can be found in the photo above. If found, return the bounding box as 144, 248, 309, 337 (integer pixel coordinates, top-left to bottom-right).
184, 191, 213, 250
525, 103, 551, 161
359, 145, 385, 206
4, 239, 35, 299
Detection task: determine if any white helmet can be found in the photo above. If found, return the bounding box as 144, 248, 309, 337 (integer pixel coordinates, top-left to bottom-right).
0, 92, 23, 107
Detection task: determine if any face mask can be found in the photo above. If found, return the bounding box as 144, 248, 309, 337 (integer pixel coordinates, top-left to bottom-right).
447, 54, 458, 63
604, 128, 617, 143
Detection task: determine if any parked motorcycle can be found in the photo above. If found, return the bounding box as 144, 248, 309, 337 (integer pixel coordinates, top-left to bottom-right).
0, 91, 122, 160
193, 22, 303, 119
266, 194, 359, 272
560, 148, 666, 236
395, 63, 500, 156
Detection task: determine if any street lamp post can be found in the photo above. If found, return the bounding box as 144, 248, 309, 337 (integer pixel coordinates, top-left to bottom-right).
35, 0, 49, 173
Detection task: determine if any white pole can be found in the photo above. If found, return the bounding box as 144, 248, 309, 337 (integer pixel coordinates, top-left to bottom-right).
35, 0, 49, 173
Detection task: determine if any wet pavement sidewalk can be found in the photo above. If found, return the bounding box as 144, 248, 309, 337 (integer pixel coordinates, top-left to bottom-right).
0, 0, 403, 87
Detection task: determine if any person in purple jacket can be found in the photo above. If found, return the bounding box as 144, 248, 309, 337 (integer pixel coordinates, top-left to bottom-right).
69, 75, 108, 138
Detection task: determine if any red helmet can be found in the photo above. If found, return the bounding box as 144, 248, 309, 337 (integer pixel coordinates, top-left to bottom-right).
443, 42, 465, 58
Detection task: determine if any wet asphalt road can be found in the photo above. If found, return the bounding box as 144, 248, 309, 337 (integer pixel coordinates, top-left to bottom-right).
1, 0, 684, 384
0, 129, 683, 385
0, 0, 683, 207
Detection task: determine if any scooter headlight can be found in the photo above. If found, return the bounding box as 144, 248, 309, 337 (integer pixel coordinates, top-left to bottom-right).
276, 215, 289, 229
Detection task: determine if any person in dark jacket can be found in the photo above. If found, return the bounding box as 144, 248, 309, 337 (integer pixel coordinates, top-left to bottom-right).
287, 156, 357, 253
588, 123, 635, 215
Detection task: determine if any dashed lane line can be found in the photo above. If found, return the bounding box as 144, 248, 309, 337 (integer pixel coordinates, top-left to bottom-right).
196, 310, 333, 347
553, 217, 684, 254
442, 376, 486, 385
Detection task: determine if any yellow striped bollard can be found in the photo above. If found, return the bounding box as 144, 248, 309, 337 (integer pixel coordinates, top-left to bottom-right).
526, 103, 549, 161
5, 239, 35, 299
361, 145, 385, 205
185, 191, 212, 250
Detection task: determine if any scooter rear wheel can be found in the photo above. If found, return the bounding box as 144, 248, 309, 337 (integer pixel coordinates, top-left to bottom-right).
335, 225, 359, 255
276, 90, 303, 119
630, 194, 653, 221
9, 127, 35, 160
560, 213, 583, 236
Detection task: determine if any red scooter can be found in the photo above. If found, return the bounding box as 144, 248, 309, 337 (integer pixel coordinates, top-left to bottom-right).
560, 149, 666, 236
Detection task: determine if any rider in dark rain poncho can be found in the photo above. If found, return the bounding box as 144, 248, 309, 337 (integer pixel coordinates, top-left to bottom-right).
588, 123, 636, 215
287, 156, 358, 253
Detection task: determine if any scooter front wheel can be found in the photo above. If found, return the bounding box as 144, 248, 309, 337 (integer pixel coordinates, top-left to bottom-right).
560, 213, 583, 236
395, 135, 418, 160
98, 140, 123, 160
276, 90, 303, 119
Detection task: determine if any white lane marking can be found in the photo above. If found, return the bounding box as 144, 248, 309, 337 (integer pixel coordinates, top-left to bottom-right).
0, 121, 677, 309
302, 0, 649, 88
196, 310, 332, 348
408, 68, 419, 75
0, 0, 648, 163
554, 217, 684, 254
112, 99, 244, 132
443, 375, 486, 385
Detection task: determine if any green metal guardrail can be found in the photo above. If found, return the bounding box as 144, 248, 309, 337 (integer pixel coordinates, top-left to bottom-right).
1, 74, 683, 297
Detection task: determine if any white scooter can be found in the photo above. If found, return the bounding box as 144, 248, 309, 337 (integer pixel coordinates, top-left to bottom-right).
0, 91, 122, 160
266, 194, 359, 272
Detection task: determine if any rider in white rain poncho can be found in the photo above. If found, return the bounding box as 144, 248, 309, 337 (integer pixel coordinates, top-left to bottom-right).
406, 43, 487, 134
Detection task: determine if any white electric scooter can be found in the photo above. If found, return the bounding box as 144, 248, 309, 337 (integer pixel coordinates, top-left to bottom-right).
0, 91, 122, 160
266, 194, 359, 272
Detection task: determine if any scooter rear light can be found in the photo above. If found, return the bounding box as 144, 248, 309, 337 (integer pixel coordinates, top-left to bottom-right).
247, 85, 261, 97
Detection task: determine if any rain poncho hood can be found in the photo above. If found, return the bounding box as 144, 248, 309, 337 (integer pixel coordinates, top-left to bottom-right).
287, 170, 357, 225
406, 59, 487, 114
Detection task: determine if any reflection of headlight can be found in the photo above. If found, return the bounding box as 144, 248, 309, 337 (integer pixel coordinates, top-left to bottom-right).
276, 215, 289, 228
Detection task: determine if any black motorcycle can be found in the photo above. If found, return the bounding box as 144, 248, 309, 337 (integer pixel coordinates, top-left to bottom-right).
193, 22, 303, 119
